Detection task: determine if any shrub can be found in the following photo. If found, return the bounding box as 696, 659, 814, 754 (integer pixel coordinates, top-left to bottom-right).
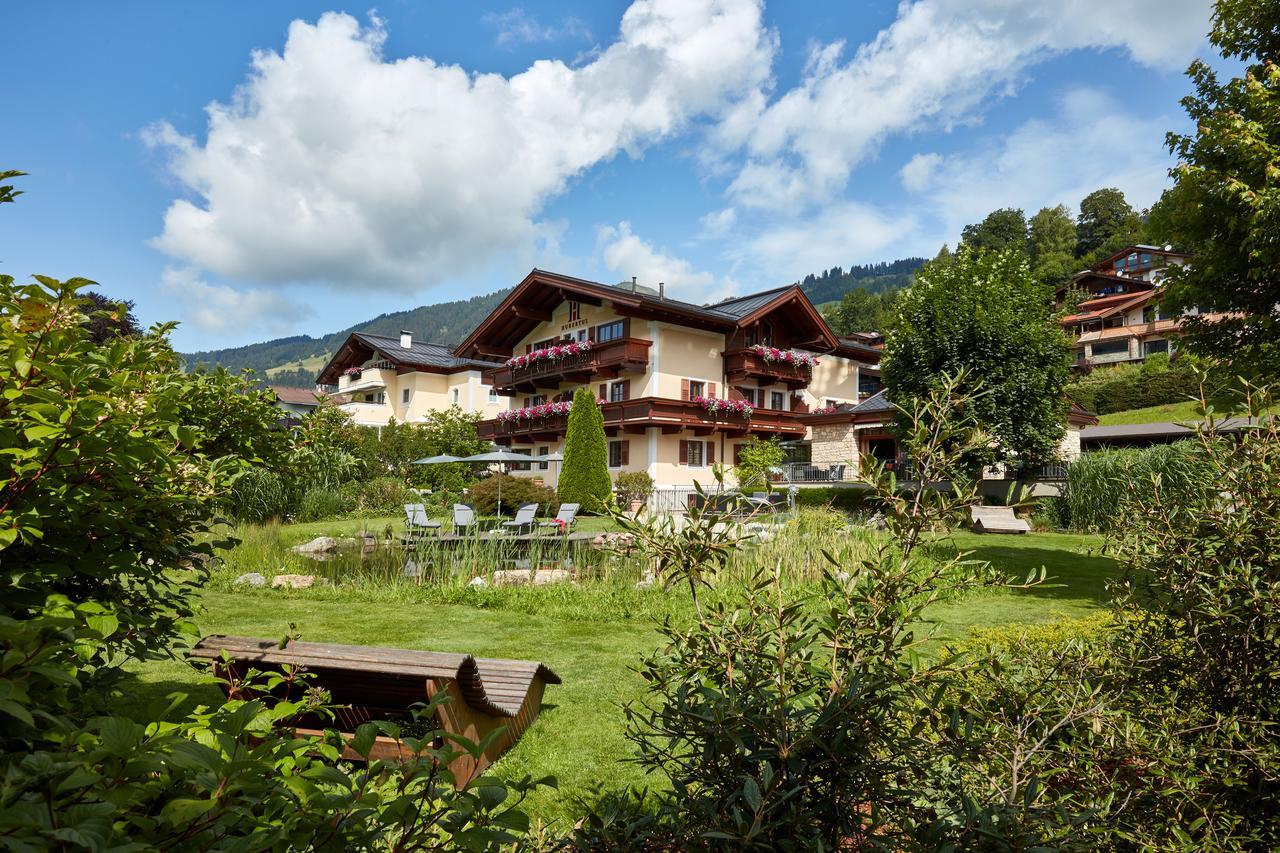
793, 486, 875, 514
468, 473, 555, 516
557, 387, 611, 512
733, 435, 785, 489
613, 470, 654, 507
1030, 495, 1069, 530
296, 486, 352, 521
228, 468, 295, 523
349, 475, 417, 516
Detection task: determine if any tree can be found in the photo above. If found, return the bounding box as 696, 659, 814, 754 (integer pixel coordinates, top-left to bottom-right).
83, 290, 141, 342
1075, 188, 1137, 258
1028, 205, 1078, 286
826, 286, 901, 335
960, 208, 1028, 255
1158, 0, 1280, 378
557, 387, 611, 512
881, 248, 1071, 467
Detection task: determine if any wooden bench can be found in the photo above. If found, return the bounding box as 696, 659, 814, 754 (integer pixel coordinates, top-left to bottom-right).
189, 635, 560, 784
969, 504, 1031, 534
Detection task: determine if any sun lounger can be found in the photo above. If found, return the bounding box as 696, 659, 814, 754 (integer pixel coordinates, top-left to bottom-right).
452, 503, 477, 535
538, 503, 579, 534
404, 503, 440, 536
502, 502, 539, 535
970, 504, 1031, 534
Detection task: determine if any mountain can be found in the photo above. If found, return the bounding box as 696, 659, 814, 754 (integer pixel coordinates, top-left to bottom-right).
185, 257, 928, 386
182, 289, 510, 387
797, 258, 926, 305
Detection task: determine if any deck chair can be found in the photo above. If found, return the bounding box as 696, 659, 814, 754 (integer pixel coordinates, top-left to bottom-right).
539, 503, 580, 534
404, 504, 440, 537
452, 503, 477, 535
502, 503, 539, 535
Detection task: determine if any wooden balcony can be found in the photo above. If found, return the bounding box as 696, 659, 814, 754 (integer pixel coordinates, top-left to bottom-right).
723, 348, 815, 389
487, 338, 651, 394
478, 397, 807, 444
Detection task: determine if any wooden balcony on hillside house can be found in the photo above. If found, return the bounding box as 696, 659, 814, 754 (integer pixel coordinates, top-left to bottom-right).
478, 397, 807, 444
487, 338, 652, 395
723, 348, 815, 389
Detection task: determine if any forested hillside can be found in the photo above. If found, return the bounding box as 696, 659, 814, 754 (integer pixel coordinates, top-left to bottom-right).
797, 258, 925, 305
183, 289, 510, 386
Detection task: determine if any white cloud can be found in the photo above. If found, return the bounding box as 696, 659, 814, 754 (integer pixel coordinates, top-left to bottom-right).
147, 1, 775, 291
721, 0, 1210, 209
732, 202, 919, 284
899, 152, 942, 193
160, 266, 310, 334
698, 207, 737, 238
901, 87, 1175, 247
598, 221, 737, 302
483, 8, 592, 46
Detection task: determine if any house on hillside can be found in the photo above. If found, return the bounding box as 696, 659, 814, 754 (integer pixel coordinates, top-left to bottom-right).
1059, 246, 1230, 369
314, 331, 504, 427
453, 270, 883, 492
268, 385, 323, 418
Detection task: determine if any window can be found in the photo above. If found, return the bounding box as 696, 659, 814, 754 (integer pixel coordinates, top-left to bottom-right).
770, 391, 785, 410
608, 440, 629, 468
488, 388, 499, 404
1144, 339, 1170, 357
451, 388, 460, 405
401, 388, 411, 405
364, 391, 385, 404
531, 394, 547, 406
688, 380, 705, 399
825, 399, 841, 408
740, 387, 757, 406
568, 301, 581, 322
609, 381, 627, 402
1091, 340, 1130, 358
596, 320, 625, 343
537, 446, 549, 471
686, 440, 704, 467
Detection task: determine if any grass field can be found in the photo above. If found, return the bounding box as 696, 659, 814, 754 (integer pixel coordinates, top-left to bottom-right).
265, 354, 329, 378
131, 525, 1117, 830
1096, 399, 1275, 425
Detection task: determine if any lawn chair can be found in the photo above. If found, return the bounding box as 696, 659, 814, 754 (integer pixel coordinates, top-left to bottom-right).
502, 503, 539, 536
404, 504, 440, 538
452, 503, 477, 535
539, 503, 580, 535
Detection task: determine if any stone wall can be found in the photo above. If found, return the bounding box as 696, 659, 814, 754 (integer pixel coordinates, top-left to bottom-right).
1058, 425, 1083, 460
809, 422, 857, 465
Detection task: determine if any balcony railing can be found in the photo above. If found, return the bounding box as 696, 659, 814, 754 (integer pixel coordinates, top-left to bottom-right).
723, 348, 815, 388
477, 396, 807, 442
487, 338, 651, 393
337, 361, 396, 393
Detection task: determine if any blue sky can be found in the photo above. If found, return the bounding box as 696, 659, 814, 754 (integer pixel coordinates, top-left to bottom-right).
6, 0, 1217, 352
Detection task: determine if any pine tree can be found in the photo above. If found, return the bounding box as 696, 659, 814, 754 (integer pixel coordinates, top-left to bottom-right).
557, 387, 612, 513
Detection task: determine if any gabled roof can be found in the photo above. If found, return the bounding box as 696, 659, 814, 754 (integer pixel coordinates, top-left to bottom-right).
454, 269, 848, 360
269, 385, 322, 406
316, 332, 500, 384
1061, 290, 1157, 325
802, 389, 1098, 428
1089, 244, 1191, 272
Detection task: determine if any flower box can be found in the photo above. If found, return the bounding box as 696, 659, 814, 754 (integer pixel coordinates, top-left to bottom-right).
506, 340, 594, 370
748, 345, 817, 369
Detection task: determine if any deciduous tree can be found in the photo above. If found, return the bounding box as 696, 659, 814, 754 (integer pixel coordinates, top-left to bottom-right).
882, 248, 1071, 467
1028, 204, 1078, 286
960, 208, 1028, 255
1159, 0, 1280, 378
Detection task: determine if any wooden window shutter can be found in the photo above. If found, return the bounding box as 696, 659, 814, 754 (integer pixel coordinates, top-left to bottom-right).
619, 379, 630, 400
728, 386, 744, 402
678, 440, 688, 464
620, 440, 630, 466
621, 318, 631, 338
681, 378, 690, 401
706, 441, 716, 465
598, 383, 607, 400
523, 396, 531, 407
708, 382, 717, 398
733, 444, 744, 465
526, 343, 532, 354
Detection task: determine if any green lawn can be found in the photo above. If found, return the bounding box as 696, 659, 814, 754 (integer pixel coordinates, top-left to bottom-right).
131, 528, 1117, 830
1096, 400, 1274, 425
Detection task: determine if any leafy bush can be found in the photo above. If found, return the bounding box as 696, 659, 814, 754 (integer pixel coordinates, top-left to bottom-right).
348, 475, 417, 516
557, 388, 611, 512
228, 468, 295, 522
1030, 495, 1070, 530
1064, 354, 1227, 415
1064, 440, 1210, 533
733, 435, 785, 489
793, 486, 875, 514
468, 474, 555, 516
613, 470, 654, 507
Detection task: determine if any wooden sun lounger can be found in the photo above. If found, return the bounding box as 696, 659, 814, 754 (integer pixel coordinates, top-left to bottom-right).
190, 635, 561, 784
969, 505, 1031, 534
